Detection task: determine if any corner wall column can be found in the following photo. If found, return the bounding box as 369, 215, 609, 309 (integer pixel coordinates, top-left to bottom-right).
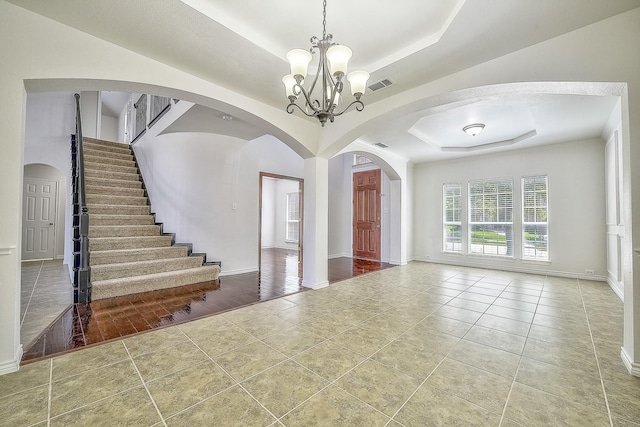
622, 85, 640, 377
302, 156, 329, 289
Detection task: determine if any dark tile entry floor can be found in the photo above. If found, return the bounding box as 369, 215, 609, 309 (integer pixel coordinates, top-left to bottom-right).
22, 250, 394, 363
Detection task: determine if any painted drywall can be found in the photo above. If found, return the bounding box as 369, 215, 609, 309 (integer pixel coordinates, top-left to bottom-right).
413, 138, 607, 278
100, 114, 118, 142
328, 154, 350, 258
23, 92, 75, 269
133, 132, 304, 276
80, 91, 99, 139
261, 177, 276, 248
273, 179, 300, 250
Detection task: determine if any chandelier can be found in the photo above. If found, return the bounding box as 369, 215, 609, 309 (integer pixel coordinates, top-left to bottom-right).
282, 0, 370, 126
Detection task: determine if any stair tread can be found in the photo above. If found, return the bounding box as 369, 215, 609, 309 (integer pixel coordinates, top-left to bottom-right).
87, 203, 149, 209
92, 256, 203, 270
91, 246, 186, 255
90, 235, 170, 240
90, 224, 158, 229
92, 265, 220, 286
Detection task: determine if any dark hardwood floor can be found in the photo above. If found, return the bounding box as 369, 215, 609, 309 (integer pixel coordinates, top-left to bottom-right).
22, 249, 394, 363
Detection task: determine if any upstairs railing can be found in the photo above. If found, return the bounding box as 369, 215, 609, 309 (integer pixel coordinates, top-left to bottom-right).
71, 93, 91, 303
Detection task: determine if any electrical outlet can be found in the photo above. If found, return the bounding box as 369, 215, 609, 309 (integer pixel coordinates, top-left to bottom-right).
585, 269, 595, 275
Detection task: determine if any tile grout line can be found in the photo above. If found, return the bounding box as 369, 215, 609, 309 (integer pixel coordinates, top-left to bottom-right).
379, 273, 506, 423
122, 341, 168, 427
178, 332, 281, 424
496, 272, 538, 426
21, 260, 44, 328
577, 278, 615, 427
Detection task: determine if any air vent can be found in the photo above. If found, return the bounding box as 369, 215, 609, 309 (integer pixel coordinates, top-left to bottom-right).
374, 142, 389, 148
367, 78, 395, 93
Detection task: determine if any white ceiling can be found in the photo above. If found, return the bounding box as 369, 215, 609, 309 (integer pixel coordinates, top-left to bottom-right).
10, 0, 639, 163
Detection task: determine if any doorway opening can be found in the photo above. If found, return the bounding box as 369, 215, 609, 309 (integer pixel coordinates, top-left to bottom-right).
259, 173, 304, 293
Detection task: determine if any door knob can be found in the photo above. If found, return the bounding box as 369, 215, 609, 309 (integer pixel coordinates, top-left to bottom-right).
49, 223, 54, 226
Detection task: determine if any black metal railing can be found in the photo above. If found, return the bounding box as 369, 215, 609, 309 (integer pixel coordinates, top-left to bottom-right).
72, 93, 91, 303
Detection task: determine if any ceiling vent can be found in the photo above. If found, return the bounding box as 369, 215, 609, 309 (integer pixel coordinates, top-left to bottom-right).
367, 78, 395, 93
373, 142, 389, 148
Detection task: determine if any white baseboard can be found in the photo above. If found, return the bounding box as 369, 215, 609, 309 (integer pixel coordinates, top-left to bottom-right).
389, 259, 407, 266
218, 267, 259, 277
302, 280, 329, 290
621, 347, 640, 377
412, 256, 607, 282
607, 276, 624, 301
328, 253, 350, 259
0, 345, 23, 376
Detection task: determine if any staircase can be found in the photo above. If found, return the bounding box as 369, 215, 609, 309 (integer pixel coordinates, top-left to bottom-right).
82, 137, 220, 300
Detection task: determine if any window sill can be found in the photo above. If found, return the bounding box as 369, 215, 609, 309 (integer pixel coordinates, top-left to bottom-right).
465, 254, 516, 262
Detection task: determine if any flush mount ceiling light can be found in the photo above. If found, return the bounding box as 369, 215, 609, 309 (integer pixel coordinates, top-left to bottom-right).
282, 0, 370, 126
463, 123, 485, 136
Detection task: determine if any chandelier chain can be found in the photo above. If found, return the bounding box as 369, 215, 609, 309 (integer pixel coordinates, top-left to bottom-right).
322, 0, 327, 39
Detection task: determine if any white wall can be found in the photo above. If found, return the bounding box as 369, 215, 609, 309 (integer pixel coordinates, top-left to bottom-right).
100, 114, 118, 142
23, 92, 75, 268
274, 179, 300, 250
328, 154, 350, 258
80, 91, 99, 138
413, 138, 607, 278
261, 177, 276, 248
133, 132, 304, 276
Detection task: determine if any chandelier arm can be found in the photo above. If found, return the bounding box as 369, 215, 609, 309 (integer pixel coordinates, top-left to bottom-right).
294, 83, 321, 115
305, 54, 323, 103
286, 101, 319, 118
331, 99, 365, 118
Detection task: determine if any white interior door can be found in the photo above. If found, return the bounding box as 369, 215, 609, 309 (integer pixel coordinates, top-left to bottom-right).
22, 178, 57, 260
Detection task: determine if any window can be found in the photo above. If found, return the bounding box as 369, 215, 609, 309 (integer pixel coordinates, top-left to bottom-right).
443, 184, 462, 253
522, 175, 548, 261
468, 178, 514, 256
353, 154, 373, 165
285, 192, 300, 242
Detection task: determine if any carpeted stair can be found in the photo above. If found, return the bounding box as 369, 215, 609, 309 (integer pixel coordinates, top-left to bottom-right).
82, 137, 220, 300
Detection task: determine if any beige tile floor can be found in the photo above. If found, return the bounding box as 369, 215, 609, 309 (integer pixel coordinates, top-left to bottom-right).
3, 262, 640, 426
20, 260, 73, 347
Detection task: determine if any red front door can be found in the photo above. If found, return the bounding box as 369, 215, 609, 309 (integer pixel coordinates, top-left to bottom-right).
353, 169, 381, 260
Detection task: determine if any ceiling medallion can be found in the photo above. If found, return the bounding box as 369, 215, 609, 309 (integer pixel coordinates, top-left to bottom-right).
282, 0, 370, 126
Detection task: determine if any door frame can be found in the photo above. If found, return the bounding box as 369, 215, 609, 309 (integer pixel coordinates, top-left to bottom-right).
258, 172, 304, 279
352, 168, 382, 261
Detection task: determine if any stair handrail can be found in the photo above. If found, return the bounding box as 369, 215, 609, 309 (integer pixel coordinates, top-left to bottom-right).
74, 93, 91, 302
